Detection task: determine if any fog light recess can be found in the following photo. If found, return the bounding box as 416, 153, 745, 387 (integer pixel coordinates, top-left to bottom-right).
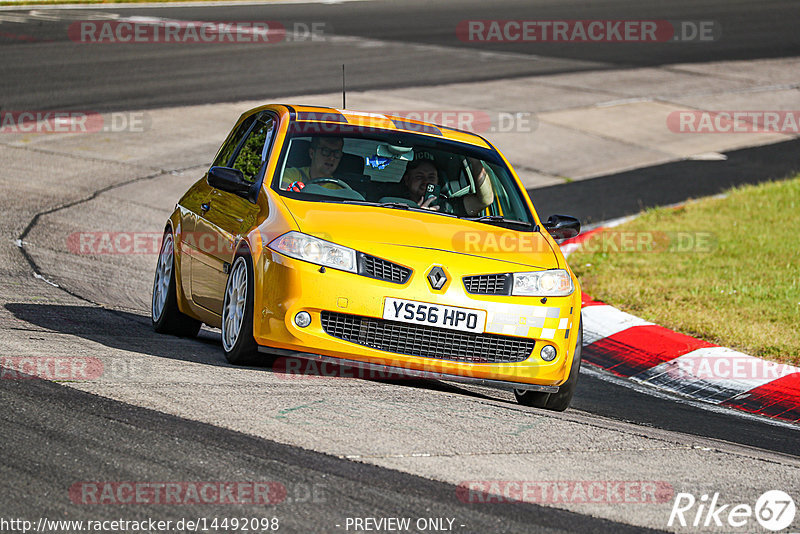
540, 345, 557, 361
294, 311, 312, 328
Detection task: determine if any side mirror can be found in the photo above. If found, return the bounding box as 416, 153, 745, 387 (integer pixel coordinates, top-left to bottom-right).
543, 214, 581, 240
207, 166, 251, 195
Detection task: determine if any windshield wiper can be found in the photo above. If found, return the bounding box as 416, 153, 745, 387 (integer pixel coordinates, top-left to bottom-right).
340, 200, 409, 209
387, 202, 459, 217
464, 215, 534, 228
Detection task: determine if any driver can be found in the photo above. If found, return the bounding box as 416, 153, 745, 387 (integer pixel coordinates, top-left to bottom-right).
281, 137, 344, 190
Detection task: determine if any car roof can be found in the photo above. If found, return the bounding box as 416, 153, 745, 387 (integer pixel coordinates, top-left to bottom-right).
252, 104, 494, 150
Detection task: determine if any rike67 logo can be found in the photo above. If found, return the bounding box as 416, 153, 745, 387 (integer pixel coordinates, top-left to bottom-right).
668, 490, 796, 531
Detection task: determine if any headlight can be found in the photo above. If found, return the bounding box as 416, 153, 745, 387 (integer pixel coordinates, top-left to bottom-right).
512, 269, 574, 296
268, 231, 357, 273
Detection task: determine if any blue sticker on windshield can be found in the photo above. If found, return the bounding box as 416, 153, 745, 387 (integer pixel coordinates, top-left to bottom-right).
366, 156, 393, 170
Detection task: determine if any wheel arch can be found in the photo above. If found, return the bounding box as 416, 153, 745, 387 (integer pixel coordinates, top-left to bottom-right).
232, 239, 258, 341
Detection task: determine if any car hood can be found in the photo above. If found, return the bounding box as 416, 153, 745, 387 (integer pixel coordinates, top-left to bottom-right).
281, 199, 560, 270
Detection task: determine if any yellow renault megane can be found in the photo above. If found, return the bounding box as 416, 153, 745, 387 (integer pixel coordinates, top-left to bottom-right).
152, 104, 583, 410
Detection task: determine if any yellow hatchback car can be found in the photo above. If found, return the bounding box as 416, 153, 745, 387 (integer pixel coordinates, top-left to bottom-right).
152, 104, 583, 410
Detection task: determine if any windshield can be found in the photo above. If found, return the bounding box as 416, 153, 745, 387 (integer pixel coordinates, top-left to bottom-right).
271, 129, 535, 226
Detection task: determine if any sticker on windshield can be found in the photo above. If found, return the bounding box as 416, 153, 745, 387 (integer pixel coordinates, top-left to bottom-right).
366, 155, 393, 169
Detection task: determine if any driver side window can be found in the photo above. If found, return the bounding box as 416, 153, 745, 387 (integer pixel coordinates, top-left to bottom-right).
231, 114, 276, 183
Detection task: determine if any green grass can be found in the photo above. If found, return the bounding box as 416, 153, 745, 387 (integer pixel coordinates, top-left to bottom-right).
570, 175, 800, 365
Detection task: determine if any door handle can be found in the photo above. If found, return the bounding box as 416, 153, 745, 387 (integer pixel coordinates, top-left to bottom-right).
201, 203, 210, 212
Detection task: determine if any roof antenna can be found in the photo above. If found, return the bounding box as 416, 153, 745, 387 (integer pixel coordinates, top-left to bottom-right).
341, 64, 346, 109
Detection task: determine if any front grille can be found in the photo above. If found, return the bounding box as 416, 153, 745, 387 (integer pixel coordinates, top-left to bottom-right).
463, 274, 512, 295
358, 253, 411, 284
321, 311, 534, 364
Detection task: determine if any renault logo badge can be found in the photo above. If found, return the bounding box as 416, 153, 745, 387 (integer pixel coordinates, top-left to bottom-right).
427, 266, 448, 290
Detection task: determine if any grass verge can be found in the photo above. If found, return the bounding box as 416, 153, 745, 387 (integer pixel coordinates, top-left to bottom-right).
570, 175, 800, 365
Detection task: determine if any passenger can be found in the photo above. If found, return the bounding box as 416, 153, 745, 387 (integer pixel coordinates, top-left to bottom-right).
400, 158, 441, 210
401, 155, 494, 215
282, 137, 344, 190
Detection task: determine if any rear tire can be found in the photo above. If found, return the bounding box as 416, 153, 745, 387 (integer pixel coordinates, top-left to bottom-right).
221, 253, 260, 365
152, 230, 201, 337
515, 317, 582, 412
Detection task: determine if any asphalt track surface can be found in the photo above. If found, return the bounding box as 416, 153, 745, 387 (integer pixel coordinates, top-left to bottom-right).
0, 0, 799, 111
2, 1, 800, 532
1, 375, 665, 534
532, 137, 800, 223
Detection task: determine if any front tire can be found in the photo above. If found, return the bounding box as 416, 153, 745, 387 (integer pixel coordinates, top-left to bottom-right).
221, 253, 259, 365
152, 230, 201, 337
515, 317, 583, 412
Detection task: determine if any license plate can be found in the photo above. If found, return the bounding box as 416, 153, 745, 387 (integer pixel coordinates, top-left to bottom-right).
382, 298, 486, 333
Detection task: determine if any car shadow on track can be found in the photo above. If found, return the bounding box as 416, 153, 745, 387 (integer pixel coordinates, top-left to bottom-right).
4, 302, 502, 402
6, 302, 249, 368
531, 138, 800, 224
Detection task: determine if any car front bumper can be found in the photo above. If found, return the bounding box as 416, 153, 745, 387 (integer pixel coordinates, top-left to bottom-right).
253, 247, 582, 387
